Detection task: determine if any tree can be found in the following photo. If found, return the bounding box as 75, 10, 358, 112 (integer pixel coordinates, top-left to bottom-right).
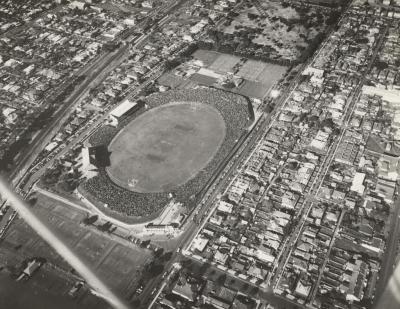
265, 102, 275, 113
27, 197, 37, 207
250, 286, 259, 296
154, 248, 164, 258
42, 167, 62, 185
236, 294, 256, 305
181, 259, 192, 268
83, 215, 98, 225
200, 304, 215, 309
374, 61, 388, 70
140, 239, 151, 248
98, 221, 112, 232
356, 37, 369, 44
320, 118, 335, 130
248, 13, 258, 20
217, 274, 227, 285
146, 262, 164, 278
199, 262, 211, 275
164, 59, 182, 71
161, 251, 173, 262
287, 161, 299, 170
282, 1, 289, 8
130, 299, 141, 307
58, 179, 75, 193
333, 127, 341, 136
326, 11, 341, 26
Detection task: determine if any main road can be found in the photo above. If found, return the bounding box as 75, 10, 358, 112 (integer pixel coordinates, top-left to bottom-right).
1, 2, 362, 309
271, 23, 389, 299
374, 196, 400, 302
144, 6, 389, 309
142, 31, 323, 307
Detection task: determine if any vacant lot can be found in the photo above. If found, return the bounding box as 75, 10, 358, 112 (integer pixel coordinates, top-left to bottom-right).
107, 102, 226, 193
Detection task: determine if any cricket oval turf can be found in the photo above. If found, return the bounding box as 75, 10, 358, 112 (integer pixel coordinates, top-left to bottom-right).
106, 101, 226, 193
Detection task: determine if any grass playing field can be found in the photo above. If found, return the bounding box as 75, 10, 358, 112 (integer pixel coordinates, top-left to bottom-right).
106, 102, 226, 193
0, 192, 152, 306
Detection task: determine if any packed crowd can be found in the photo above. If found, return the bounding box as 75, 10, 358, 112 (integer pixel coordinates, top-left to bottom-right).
82, 88, 252, 218
82, 170, 170, 218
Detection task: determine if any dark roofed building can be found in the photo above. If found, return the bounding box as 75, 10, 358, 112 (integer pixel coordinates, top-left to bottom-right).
81, 145, 111, 179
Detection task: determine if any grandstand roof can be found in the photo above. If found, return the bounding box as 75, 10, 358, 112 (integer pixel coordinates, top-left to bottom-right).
110, 100, 137, 118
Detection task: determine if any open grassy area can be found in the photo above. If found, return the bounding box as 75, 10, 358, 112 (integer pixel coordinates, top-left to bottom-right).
0, 193, 152, 300
158, 50, 287, 100
107, 102, 226, 193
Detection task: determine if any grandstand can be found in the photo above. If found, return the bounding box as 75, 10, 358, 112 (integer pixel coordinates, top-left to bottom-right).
80, 88, 253, 221
80, 145, 111, 179
108, 99, 143, 127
